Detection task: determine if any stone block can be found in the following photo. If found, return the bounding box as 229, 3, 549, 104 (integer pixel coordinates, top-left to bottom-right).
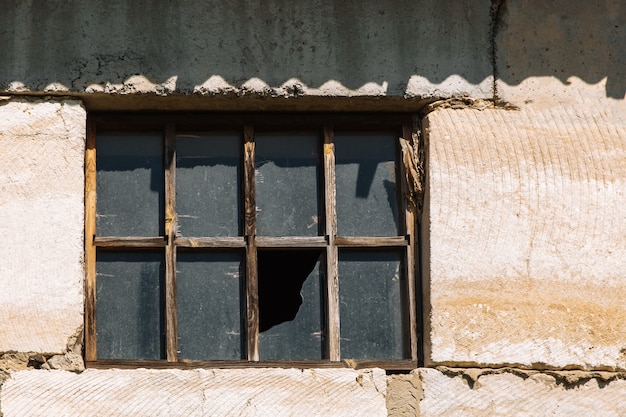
0, 99, 85, 353
419, 368, 626, 416
1, 368, 387, 416
423, 103, 626, 369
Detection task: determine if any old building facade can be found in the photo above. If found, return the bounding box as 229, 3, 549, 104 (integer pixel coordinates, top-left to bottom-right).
1, 1, 625, 415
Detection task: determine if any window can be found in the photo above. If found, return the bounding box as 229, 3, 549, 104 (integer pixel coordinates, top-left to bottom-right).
85, 113, 418, 369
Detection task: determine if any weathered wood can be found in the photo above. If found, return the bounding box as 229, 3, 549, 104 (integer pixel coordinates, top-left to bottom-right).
401, 123, 418, 361
255, 236, 327, 247
164, 123, 178, 362
175, 237, 246, 248
334, 236, 408, 247
85, 358, 416, 370
344, 359, 418, 371
94, 237, 166, 247
90, 113, 410, 132
86, 114, 419, 368
244, 125, 259, 361
84, 120, 98, 361
323, 124, 341, 362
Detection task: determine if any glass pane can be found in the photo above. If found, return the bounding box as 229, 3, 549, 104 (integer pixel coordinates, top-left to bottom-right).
177, 251, 244, 360
258, 250, 324, 360
255, 133, 320, 236
96, 251, 164, 360
97, 133, 164, 236
335, 133, 399, 236
176, 134, 242, 237
339, 250, 404, 359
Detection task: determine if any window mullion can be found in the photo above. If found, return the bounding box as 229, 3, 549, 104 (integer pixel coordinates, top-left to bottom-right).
401, 122, 418, 362
84, 119, 98, 362
323, 124, 340, 362
244, 124, 259, 361
164, 123, 178, 362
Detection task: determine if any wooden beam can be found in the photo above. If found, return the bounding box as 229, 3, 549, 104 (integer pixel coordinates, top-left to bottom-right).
84, 120, 97, 361
334, 236, 409, 247
255, 236, 327, 247
244, 125, 259, 361
401, 123, 418, 361
94, 237, 166, 247
323, 124, 340, 361
175, 237, 246, 248
164, 123, 178, 362
85, 359, 416, 370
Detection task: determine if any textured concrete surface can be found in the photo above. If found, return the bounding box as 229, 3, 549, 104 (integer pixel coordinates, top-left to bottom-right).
420, 368, 626, 416
0, 99, 85, 353
495, 0, 625, 104
423, 102, 626, 369
1, 368, 387, 417
2, 1, 623, 105
0, 0, 492, 99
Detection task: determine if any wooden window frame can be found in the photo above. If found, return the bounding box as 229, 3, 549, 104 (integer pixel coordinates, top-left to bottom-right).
85, 113, 419, 370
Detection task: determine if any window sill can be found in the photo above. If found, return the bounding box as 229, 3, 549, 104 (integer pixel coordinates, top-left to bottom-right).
85, 359, 418, 371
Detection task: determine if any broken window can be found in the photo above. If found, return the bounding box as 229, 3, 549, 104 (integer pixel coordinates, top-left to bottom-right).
85, 113, 418, 368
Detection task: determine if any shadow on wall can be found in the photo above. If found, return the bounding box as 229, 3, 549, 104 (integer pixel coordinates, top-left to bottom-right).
495, 0, 624, 99
0, 0, 623, 99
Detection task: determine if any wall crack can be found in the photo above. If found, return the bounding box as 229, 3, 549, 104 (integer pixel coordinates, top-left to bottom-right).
434, 366, 626, 390
490, 0, 506, 104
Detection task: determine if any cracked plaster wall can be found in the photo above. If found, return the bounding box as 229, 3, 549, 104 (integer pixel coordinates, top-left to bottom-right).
0, 99, 85, 356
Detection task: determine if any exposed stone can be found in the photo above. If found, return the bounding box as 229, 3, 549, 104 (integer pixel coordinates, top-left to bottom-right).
45, 352, 84, 372
386, 371, 423, 417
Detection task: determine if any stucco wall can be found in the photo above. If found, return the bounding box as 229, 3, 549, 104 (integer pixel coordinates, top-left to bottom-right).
0, 0, 625, 415
423, 103, 626, 369
0, 100, 85, 354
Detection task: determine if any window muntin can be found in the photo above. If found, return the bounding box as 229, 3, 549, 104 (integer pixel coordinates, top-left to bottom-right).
85, 114, 417, 368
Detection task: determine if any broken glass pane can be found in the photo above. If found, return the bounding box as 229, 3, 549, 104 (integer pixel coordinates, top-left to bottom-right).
96, 251, 165, 360
97, 133, 164, 236
258, 250, 324, 360
335, 133, 399, 236
177, 251, 243, 360
255, 133, 320, 236
176, 134, 242, 237
339, 250, 404, 359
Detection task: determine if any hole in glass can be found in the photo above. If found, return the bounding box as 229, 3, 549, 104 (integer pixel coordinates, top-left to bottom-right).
258, 249, 322, 332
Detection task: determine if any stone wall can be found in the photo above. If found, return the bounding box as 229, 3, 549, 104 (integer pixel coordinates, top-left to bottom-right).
0, 0, 624, 415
